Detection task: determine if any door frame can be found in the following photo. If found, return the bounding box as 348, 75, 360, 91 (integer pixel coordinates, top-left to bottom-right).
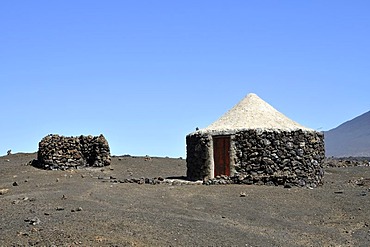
212, 135, 231, 177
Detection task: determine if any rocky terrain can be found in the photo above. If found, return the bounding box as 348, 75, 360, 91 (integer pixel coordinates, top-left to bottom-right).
324, 157, 370, 168
1, 153, 370, 246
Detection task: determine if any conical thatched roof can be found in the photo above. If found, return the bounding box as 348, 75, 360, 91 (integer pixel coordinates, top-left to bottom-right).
202, 93, 313, 132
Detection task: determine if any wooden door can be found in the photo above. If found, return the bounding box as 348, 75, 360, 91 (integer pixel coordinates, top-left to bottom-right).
213, 136, 230, 177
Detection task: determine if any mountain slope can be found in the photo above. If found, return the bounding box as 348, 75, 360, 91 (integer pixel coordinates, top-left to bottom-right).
325, 111, 370, 157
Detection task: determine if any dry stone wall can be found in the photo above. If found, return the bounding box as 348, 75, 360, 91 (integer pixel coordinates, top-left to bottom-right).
231, 129, 325, 187
186, 132, 212, 180
186, 129, 325, 187
37, 134, 111, 170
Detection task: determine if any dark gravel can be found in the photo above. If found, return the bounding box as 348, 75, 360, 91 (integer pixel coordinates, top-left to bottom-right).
0, 153, 370, 246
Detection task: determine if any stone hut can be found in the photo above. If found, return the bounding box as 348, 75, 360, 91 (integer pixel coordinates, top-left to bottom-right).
36, 134, 111, 170
186, 93, 325, 187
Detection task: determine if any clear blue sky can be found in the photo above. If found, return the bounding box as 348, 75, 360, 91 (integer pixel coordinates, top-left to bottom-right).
1, 1, 369, 157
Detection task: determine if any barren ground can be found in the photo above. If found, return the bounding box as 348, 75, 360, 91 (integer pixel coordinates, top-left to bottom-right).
1, 153, 370, 247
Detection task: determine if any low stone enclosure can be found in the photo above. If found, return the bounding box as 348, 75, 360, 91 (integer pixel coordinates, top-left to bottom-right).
186, 93, 326, 187
35, 134, 111, 170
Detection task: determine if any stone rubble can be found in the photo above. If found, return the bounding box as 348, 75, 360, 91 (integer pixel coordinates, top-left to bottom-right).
24, 217, 41, 225
97, 176, 203, 185
324, 158, 370, 167
0, 188, 9, 195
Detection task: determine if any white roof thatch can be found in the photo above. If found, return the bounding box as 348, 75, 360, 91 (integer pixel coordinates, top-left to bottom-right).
202, 93, 313, 132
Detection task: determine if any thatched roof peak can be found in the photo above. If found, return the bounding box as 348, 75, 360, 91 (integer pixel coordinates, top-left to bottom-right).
202, 93, 313, 132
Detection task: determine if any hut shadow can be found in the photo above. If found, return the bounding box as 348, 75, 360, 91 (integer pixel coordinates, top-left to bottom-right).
29, 159, 43, 169
165, 175, 191, 181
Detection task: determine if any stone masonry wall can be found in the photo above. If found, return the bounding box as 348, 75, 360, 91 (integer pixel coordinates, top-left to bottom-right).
37, 134, 111, 170
186, 132, 211, 181
232, 129, 325, 187
186, 129, 325, 187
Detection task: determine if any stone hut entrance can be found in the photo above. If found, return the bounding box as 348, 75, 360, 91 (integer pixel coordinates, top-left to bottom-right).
213, 136, 231, 177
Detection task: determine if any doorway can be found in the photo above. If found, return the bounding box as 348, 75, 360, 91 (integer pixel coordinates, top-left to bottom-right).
213, 136, 231, 177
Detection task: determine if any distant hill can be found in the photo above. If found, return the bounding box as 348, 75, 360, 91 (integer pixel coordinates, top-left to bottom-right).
325, 111, 370, 157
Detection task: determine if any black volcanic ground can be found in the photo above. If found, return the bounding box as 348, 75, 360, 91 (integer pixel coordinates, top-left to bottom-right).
1, 153, 370, 246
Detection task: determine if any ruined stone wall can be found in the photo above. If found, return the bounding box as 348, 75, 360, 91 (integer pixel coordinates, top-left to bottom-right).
186, 132, 211, 181
232, 129, 325, 187
37, 134, 111, 170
